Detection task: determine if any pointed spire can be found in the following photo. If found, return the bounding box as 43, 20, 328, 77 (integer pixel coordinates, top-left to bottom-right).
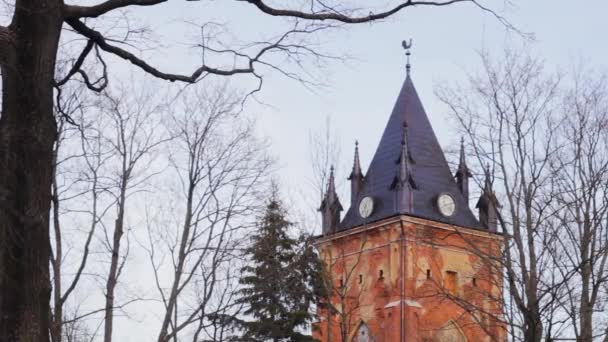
320, 165, 343, 235
392, 121, 414, 213
476, 163, 500, 232
350, 141, 362, 177
459, 137, 466, 168
327, 165, 337, 200
339, 53, 482, 230
455, 137, 472, 203
348, 141, 364, 207
483, 163, 492, 191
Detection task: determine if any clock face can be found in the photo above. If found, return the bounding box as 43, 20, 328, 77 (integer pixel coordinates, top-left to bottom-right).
437, 193, 456, 217
359, 196, 374, 218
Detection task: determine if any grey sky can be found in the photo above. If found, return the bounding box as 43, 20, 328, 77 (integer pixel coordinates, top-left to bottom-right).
111, 3, 606, 339
4, 1, 606, 340
88, 3, 608, 338
42, 0, 605, 228
242, 1, 608, 224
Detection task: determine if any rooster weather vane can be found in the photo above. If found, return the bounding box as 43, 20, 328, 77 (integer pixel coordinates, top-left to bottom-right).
402, 39, 413, 74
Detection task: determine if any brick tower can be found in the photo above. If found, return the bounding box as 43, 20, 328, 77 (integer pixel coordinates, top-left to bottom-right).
314, 45, 504, 342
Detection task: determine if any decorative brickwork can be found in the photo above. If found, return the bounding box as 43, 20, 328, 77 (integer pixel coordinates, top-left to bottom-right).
314, 216, 504, 342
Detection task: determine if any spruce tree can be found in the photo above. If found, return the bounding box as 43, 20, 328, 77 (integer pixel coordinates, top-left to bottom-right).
233, 198, 321, 342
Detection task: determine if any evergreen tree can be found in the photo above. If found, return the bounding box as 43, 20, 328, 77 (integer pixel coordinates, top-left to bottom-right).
232, 197, 322, 342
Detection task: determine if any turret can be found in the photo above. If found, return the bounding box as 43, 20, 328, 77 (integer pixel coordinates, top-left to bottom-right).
455, 137, 472, 203
391, 122, 415, 213
320, 166, 343, 234
476, 164, 500, 232
348, 141, 364, 207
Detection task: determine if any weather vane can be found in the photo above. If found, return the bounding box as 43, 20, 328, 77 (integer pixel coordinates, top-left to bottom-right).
402, 39, 413, 74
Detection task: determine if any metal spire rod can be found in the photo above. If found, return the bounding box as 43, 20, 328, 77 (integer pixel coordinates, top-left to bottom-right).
402, 39, 413, 74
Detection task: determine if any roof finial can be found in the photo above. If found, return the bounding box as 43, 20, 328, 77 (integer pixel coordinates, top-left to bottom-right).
459, 137, 466, 166
402, 39, 413, 75
476, 161, 500, 232
484, 162, 492, 191
328, 165, 336, 195
348, 141, 364, 206
455, 136, 472, 202
350, 140, 362, 177
398, 121, 411, 182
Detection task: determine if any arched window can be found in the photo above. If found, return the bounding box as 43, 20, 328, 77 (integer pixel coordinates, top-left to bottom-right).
353, 322, 374, 342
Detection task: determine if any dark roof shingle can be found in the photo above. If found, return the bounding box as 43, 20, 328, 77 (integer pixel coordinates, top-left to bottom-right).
340, 74, 481, 230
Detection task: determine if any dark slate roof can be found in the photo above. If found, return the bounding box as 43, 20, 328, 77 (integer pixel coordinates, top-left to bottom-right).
340, 74, 481, 230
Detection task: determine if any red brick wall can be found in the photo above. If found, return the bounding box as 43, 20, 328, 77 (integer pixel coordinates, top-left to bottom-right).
313, 216, 505, 342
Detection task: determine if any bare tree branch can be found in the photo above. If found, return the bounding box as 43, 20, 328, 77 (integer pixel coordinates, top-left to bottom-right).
54, 40, 94, 87
240, 0, 471, 23
64, 0, 166, 19
66, 19, 253, 83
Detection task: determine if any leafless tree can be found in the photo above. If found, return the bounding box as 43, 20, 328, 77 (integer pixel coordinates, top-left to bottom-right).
548, 69, 608, 342
145, 83, 272, 342
437, 48, 566, 342
0, 1, 508, 338
47, 79, 275, 341
50, 85, 116, 342
94, 85, 168, 342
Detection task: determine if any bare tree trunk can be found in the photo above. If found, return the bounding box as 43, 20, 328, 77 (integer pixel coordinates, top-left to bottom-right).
0, 1, 62, 340
103, 176, 128, 342
156, 184, 194, 342
96, 87, 166, 342
50, 121, 64, 342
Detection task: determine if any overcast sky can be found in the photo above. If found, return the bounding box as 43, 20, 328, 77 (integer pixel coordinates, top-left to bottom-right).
95, 2, 608, 337
233, 1, 608, 225
11, 1, 604, 340
44, 0, 606, 231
